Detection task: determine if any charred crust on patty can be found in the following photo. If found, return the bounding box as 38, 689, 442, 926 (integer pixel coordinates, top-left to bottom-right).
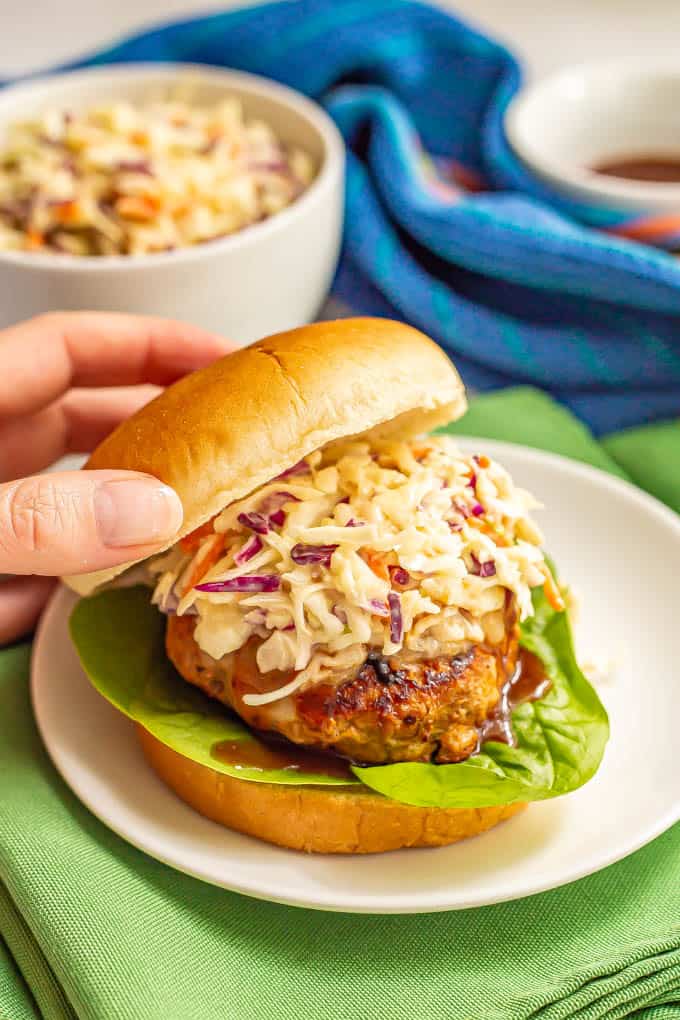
165, 607, 519, 767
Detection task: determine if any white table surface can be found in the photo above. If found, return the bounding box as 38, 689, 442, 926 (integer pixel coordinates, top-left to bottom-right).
2, 0, 680, 81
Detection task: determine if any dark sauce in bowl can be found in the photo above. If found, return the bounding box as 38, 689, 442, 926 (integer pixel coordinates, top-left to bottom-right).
591, 155, 680, 183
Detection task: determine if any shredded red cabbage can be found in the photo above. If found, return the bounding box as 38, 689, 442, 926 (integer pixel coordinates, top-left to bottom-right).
367, 599, 390, 617
467, 472, 477, 489
452, 500, 471, 519
47, 197, 75, 210
237, 511, 270, 535
345, 518, 364, 527
470, 554, 496, 578
258, 490, 299, 528
276, 460, 309, 480
389, 565, 411, 586
248, 159, 289, 172
261, 490, 299, 513
471, 502, 485, 517
387, 592, 403, 644
234, 535, 263, 565
195, 575, 280, 593
290, 543, 338, 566
157, 594, 197, 616
116, 159, 153, 175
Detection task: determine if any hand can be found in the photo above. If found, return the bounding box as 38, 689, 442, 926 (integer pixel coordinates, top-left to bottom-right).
0, 312, 233, 644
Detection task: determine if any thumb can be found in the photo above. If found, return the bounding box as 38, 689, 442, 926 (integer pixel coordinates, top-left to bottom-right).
0, 471, 183, 577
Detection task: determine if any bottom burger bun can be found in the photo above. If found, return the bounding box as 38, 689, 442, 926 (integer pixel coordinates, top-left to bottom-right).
137, 725, 525, 854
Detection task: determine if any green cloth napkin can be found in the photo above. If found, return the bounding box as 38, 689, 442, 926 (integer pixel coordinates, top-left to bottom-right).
1, 387, 678, 1020
0, 929, 39, 1020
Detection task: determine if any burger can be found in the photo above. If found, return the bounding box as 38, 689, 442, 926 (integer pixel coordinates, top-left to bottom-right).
67, 318, 609, 854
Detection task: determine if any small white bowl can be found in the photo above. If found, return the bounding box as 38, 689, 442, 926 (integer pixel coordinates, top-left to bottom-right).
505, 61, 680, 222
0, 64, 344, 344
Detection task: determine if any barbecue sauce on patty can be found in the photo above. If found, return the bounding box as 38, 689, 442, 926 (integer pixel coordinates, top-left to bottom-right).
478, 647, 551, 748
211, 646, 549, 774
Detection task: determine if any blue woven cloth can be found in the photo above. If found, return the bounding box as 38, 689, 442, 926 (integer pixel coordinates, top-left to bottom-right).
54, 0, 680, 432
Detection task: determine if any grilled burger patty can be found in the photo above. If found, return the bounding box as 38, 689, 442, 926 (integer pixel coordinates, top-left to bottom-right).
166, 606, 519, 765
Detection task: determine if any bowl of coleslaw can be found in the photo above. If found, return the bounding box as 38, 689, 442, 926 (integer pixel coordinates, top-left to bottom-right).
0, 64, 344, 342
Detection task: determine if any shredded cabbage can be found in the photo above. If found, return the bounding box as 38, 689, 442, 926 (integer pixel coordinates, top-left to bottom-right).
0, 96, 315, 255
149, 436, 549, 705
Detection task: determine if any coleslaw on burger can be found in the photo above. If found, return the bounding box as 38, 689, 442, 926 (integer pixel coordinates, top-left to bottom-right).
149, 435, 562, 708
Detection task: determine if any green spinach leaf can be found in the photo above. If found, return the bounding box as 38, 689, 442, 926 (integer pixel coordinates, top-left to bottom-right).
70, 587, 360, 787
70, 579, 609, 805
352, 584, 609, 807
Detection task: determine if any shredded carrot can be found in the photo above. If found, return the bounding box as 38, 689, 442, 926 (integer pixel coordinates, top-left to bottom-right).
361, 549, 391, 581
180, 517, 219, 553
183, 533, 225, 592
475, 454, 491, 468
24, 229, 44, 250
115, 195, 159, 221
466, 517, 512, 546
54, 200, 79, 224
130, 129, 149, 147
411, 444, 432, 460
542, 568, 566, 613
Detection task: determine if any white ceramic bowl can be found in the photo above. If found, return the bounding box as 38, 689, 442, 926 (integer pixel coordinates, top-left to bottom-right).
505, 61, 680, 218
0, 64, 345, 344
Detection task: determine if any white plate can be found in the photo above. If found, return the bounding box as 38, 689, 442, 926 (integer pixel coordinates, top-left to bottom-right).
31, 439, 680, 914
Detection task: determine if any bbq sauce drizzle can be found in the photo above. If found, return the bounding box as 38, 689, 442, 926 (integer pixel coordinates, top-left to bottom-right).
212, 647, 550, 776
478, 647, 551, 747
591, 155, 680, 183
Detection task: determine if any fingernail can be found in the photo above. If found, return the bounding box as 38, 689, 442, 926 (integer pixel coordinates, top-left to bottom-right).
95, 480, 183, 548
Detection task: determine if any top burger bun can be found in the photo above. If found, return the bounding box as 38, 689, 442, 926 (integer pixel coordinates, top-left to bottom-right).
65, 318, 465, 595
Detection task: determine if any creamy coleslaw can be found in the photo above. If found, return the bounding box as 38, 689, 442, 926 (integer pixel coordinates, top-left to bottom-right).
149, 436, 559, 707
0, 98, 315, 255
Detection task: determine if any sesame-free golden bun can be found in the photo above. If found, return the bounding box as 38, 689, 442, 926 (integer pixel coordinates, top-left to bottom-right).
65, 317, 466, 595
137, 725, 524, 854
